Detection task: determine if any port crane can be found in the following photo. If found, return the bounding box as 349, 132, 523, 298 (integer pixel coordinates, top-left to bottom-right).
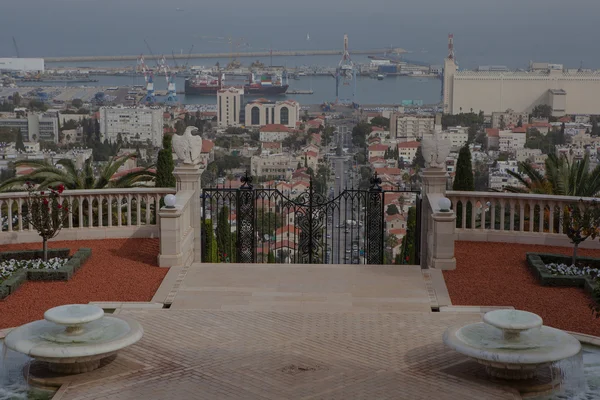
137, 54, 156, 104
12, 37, 20, 58
335, 34, 357, 106
159, 56, 178, 105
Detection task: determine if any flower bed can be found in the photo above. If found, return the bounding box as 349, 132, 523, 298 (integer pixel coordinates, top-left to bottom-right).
526, 252, 600, 304
0, 248, 92, 299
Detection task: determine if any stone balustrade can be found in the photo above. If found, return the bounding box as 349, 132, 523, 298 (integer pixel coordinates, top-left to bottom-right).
157, 190, 194, 268
0, 188, 175, 244
446, 191, 600, 248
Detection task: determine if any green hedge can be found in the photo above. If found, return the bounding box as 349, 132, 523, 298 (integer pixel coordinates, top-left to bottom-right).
526, 252, 599, 302
0, 248, 70, 262
0, 248, 92, 299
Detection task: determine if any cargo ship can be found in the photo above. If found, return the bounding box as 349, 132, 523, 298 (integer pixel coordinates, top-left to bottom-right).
185, 72, 288, 95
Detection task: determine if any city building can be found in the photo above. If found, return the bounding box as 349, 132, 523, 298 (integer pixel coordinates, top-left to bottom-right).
491, 109, 529, 129
250, 153, 296, 179
261, 142, 283, 155
368, 144, 388, 160
397, 141, 420, 162
499, 128, 526, 154
0, 112, 59, 143
245, 99, 300, 128
485, 128, 500, 150
443, 36, 600, 116
389, 114, 435, 141
516, 148, 544, 163
217, 87, 244, 128
438, 127, 468, 149
488, 160, 523, 190
259, 124, 292, 142
99, 106, 164, 147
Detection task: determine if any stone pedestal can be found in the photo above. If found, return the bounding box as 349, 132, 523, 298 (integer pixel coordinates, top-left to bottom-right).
173, 164, 203, 263
429, 211, 456, 270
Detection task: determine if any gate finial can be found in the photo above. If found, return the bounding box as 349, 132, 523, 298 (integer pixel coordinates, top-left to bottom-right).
240, 170, 253, 189
369, 172, 382, 191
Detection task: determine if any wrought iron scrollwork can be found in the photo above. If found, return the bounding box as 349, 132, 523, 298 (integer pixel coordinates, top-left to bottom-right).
366, 173, 384, 264
237, 172, 255, 263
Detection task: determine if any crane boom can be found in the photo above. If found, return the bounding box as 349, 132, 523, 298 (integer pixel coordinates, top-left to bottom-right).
171, 50, 179, 69
183, 45, 194, 69
143, 39, 160, 67
12, 37, 20, 58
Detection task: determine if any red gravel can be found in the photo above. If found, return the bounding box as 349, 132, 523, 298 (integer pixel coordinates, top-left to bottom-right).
444, 241, 600, 337
0, 238, 168, 329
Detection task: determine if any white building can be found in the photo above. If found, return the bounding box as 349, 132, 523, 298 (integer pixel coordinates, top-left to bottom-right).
245, 99, 300, 128
259, 124, 292, 142
250, 153, 296, 179
99, 106, 164, 147
439, 126, 468, 149
0, 112, 59, 143
488, 160, 523, 191
498, 129, 526, 154
217, 87, 244, 128
397, 141, 420, 162
389, 113, 435, 141
491, 109, 529, 129
0, 58, 44, 72
443, 39, 600, 116
516, 148, 543, 163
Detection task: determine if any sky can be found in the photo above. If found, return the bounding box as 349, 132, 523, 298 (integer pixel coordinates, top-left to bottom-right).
0, 0, 599, 68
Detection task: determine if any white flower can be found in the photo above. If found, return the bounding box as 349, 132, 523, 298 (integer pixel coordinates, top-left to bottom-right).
546, 262, 600, 278
0, 257, 68, 282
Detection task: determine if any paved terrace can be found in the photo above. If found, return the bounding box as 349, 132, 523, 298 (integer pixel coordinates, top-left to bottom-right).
49, 262, 518, 400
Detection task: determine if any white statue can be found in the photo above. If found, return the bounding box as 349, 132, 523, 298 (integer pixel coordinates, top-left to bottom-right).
421, 134, 451, 169
172, 126, 203, 165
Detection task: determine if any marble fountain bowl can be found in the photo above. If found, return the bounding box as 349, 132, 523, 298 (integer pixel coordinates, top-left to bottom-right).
443, 309, 582, 380
4, 304, 143, 375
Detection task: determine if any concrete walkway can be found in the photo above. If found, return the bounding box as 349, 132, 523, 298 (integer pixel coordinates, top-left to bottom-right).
168, 263, 433, 313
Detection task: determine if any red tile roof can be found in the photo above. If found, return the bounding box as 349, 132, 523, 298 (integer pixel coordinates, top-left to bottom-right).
262, 142, 282, 149
398, 141, 420, 149
304, 151, 318, 158
512, 127, 527, 133
559, 116, 571, 123
307, 119, 324, 127
389, 228, 407, 236
486, 128, 500, 137
371, 126, 385, 132
375, 167, 402, 176
260, 124, 290, 132
386, 214, 404, 222
369, 144, 389, 151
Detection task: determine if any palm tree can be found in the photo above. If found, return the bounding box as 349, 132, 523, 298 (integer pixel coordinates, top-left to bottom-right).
504, 153, 600, 197
0, 154, 155, 192
0, 154, 157, 228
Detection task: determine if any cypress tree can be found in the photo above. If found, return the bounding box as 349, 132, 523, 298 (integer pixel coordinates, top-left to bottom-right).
15, 129, 26, 152
203, 219, 218, 263
453, 145, 474, 191
156, 134, 176, 188
268, 251, 276, 263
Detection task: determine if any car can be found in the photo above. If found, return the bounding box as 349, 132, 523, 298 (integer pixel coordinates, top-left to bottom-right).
345, 249, 351, 253
336, 176, 340, 179
326, 234, 331, 238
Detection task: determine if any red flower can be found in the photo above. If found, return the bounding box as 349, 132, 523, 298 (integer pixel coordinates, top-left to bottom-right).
64, 206, 69, 212
43, 198, 49, 205
55, 184, 65, 194
57, 204, 62, 209
41, 191, 45, 195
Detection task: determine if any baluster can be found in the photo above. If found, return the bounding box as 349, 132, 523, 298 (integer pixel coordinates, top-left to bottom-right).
0, 200, 3, 232
526, 201, 532, 232
548, 202, 555, 233
98, 195, 103, 228
538, 201, 545, 233
509, 200, 515, 231
78, 197, 84, 229
108, 195, 113, 227
7, 199, 13, 232
480, 198, 487, 230
154, 194, 161, 224
499, 200, 505, 231
136, 194, 142, 226
490, 200, 496, 231
461, 198, 467, 229
117, 195, 122, 227
68, 196, 73, 228
558, 202, 564, 234
471, 197, 477, 229
127, 194, 132, 226
17, 198, 23, 232
145, 194, 151, 225
88, 196, 93, 227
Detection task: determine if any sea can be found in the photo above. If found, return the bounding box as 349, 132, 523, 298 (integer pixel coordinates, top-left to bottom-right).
2, 0, 599, 105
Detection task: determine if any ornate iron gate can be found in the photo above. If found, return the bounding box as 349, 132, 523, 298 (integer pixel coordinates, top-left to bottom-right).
201, 172, 421, 265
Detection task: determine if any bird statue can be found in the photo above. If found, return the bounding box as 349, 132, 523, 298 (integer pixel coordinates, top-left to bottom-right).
172, 126, 203, 165
422, 134, 451, 169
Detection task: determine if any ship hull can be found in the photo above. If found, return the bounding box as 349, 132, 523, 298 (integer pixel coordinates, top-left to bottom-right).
185, 79, 288, 96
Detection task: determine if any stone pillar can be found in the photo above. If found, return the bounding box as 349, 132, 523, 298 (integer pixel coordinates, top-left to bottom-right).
173, 164, 203, 263
157, 206, 183, 267
420, 167, 452, 269
429, 210, 457, 270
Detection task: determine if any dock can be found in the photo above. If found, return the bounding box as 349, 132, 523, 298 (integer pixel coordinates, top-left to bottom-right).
44, 48, 402, 63
287, 89, 314, 95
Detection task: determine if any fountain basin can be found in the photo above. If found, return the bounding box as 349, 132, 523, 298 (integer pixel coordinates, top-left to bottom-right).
4, 305, 143, 374
443, 310, 581, 380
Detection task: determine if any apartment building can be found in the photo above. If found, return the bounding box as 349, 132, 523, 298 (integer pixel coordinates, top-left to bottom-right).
99, 106, 163, 147
499, 128, 526, 154
439, 126, 469, 149
389, 113, 435, 141
250, 153, 296, 179
0, 111, 59, 143
259, 124, 292, 142
217, 87, 244, 128
491, 109, 529, 129
397, 141, 420, 162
